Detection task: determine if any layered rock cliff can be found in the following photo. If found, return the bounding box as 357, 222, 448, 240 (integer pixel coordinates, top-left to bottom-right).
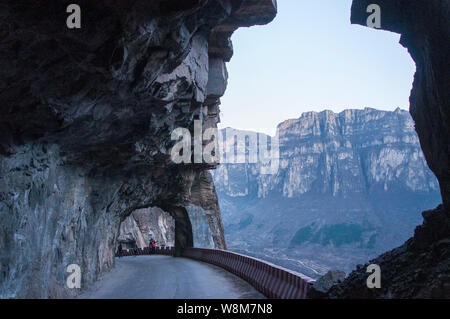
324, 0, 450, 298
216, 108, 439, 199
0, 0, 276, 298
213, 108, 441, 277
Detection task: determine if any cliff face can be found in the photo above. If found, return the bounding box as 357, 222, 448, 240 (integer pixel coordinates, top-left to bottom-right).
324, 0, 450, 298
213, 109, 441, 277
216, 108, 438, 199
0, 0, 276, 298
118, 213, 149, 249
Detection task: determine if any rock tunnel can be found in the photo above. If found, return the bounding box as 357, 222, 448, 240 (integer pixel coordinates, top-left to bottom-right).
117, 168, 226, 258
0, 0, 448, 299
0, 0, 277, 298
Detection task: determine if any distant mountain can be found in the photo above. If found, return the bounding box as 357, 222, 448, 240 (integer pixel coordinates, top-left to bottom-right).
212, 108, 441, 278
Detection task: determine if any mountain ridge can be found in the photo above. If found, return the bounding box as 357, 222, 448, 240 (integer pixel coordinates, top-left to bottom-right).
212, 108, 441, 277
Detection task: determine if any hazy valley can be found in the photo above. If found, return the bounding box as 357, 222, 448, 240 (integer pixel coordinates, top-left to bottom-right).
213, 108, 441, 278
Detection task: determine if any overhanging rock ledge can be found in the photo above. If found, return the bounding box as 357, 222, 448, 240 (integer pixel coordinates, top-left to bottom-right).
0, 0, 277, 298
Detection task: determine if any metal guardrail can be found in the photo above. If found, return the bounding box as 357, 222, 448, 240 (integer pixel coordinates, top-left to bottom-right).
116, 246, 175, 257
115, 246, 314, 299
182, 247, 315, 299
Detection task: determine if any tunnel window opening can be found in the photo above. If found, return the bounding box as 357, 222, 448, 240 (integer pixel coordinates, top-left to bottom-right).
117, 207, 175, 252
219, 0, 416, 136
211, 0, 441, 279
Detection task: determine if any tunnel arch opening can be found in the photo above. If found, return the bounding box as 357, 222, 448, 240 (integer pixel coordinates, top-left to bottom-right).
212, 0, 444, 279
116, 207, 177, 253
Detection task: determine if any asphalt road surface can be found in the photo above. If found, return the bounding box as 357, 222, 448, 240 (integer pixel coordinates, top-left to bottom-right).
79, 255, 265, 299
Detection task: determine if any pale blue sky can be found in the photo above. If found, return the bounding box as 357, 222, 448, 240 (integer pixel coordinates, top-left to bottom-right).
218, 0, 416, 136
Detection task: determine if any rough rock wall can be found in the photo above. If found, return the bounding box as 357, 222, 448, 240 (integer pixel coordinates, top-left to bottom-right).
0, 0, 276, 298
118, 213, 148, 248
323, 0, 450, 298
190, 170, 227, 248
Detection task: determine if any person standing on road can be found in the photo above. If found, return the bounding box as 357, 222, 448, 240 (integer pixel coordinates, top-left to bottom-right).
149, 238, 156, 254
117, 243, 123, 258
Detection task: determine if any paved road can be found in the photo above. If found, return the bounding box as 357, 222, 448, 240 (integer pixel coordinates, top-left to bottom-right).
79, 255, 265, 299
